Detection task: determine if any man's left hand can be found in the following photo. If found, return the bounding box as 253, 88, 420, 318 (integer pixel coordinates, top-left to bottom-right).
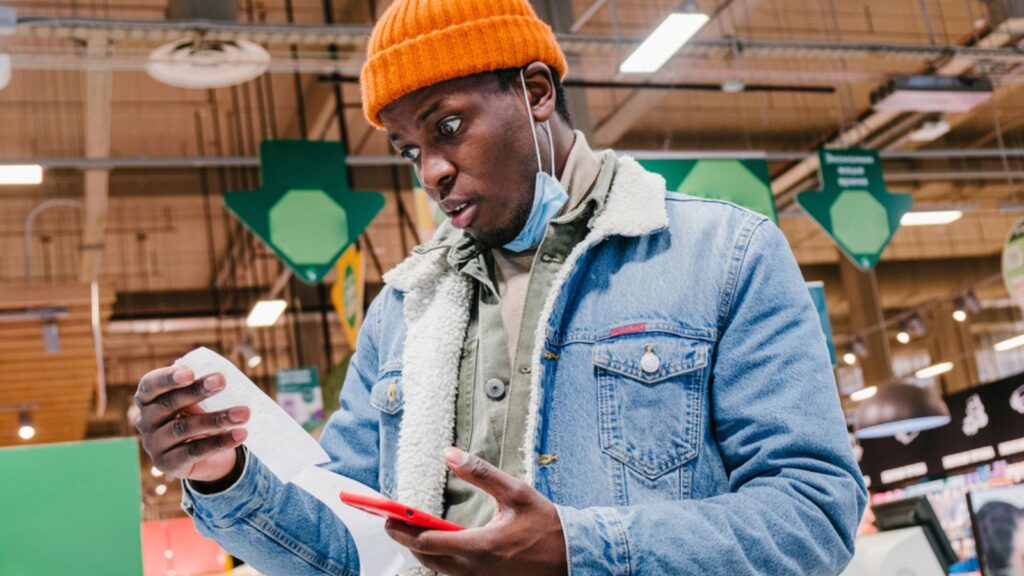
385, 447, 568, 576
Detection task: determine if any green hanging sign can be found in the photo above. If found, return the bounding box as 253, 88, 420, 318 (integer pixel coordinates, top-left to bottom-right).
796, 148, 912, 271
639, 158, 777, 224
224, 140, 386, 284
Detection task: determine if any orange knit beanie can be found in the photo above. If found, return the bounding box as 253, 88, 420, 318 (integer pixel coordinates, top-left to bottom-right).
361, 0, 569, 129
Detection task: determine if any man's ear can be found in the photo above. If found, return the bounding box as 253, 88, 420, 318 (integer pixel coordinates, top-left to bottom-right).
521, 61, 557, 124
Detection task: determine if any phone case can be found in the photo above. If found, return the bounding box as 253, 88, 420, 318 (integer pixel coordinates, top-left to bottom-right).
339, 491, 465, 531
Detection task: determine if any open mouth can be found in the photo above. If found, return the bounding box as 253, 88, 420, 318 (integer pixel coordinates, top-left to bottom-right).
447, 202, 478, 229
447, 202, 469, 217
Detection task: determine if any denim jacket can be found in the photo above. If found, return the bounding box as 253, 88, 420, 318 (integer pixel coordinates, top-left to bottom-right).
183, 156, 867, 575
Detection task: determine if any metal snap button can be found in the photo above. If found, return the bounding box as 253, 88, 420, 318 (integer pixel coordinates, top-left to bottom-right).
485, 378, 507, 400
540, 253, 559, 263
640, 346, 661, 374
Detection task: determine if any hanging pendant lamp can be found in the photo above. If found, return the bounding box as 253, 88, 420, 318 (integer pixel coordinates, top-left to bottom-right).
854, 382, 951, 439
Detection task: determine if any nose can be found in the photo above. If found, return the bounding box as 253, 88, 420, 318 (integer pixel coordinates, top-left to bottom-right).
421, 152, 455, 200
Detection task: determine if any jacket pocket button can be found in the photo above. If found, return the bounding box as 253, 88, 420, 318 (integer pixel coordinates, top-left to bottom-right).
640, 346, 661, 374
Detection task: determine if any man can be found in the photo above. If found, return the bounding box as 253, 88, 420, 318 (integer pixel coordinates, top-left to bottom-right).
135, 0, 866, 574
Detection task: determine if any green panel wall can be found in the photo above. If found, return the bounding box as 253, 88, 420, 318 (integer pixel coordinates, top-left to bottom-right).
0, 438, 143, 575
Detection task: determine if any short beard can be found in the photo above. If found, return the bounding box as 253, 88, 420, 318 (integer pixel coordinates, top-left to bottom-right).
471, 188, 534, 249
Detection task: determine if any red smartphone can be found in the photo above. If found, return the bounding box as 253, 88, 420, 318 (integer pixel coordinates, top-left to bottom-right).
339, 491, 465, 532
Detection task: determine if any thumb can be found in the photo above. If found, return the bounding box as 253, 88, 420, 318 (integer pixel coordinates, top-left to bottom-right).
445, 447, 526, 509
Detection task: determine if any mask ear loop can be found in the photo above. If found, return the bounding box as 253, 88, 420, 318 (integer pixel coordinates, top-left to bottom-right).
519, 68, 543, 174
544, 121, 555, 178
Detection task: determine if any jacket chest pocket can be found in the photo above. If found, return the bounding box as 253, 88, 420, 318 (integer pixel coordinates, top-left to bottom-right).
594, 334, 709, 480
370, 372, 404, 498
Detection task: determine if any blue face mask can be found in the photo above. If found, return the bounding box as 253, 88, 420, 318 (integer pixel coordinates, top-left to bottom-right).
503, 69, 568, 253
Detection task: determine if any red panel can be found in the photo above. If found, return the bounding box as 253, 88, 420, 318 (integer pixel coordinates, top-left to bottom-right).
141, 518, 227, 576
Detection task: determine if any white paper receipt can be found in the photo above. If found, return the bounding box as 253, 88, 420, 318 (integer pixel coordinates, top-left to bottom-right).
175, 347, 420, 576
177, 347, 330, 483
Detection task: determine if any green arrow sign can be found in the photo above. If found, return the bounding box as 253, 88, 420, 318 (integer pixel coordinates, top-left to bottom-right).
225, 140, 386, 284
639, 158, 777, 224
796, 148, 912, 271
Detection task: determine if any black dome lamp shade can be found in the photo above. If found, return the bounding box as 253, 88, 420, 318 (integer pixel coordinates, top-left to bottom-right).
854, 382, 951, 439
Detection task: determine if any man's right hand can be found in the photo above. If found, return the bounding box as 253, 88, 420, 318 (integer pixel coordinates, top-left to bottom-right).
135, 366, 250, 485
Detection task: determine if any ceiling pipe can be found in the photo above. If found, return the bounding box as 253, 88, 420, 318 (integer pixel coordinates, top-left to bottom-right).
10, 147, 1024, 170
13, 16, 1024, 64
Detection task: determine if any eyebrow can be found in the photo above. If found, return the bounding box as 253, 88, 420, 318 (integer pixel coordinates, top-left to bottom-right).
415, 98, 447, 129
387, 97, 450, 142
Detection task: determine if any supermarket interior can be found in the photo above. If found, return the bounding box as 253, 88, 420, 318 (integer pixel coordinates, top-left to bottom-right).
5, 0, 1024, 574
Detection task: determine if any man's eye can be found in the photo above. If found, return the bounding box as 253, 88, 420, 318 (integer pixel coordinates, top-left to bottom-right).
401, 147, 421, 162
439, 118, 462, 136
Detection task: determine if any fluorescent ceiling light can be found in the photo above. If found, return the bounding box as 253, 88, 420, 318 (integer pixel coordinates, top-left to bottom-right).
995, 334, 1024, 352
619, 12, 710, 74
0, 165, 43, 185
850, 386, 878, 402
900, 210, 962, 226
908, 120, 951, 142
915, 362, 954, 379
246, 299, 287, 328
871, 75, 993, 113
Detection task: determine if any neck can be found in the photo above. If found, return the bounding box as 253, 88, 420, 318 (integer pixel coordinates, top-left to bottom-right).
548, 121, 576, 180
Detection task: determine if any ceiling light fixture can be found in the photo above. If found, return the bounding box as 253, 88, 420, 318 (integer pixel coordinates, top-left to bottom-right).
843, 352, 857, 366
0, 165, 43, 186
896, 331, 911, 344
871, 75, 993, 113
147, 39, 271, 89
903, 314, 928, 338
240, 336, 262, 369
915, 361, 954, 379
851, 386, 878, 402
995, 334, 1024, 352
619, 3, 710, 74
851, 336, 869, 358
246, 299, 287, 328
17, 410, 35, 440
855, 383, 951, 438
900, 210, 963, 226
908, 120, 952, 142
953, 291, 982, 319
721, 79, 745, 93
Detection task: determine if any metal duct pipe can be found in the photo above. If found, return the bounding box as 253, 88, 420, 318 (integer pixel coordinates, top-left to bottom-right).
10, 147, 1024, 170
12, 16, 1024, 64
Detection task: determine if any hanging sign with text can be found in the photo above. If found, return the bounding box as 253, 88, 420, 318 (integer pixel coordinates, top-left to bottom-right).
796, 149, 913, 271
